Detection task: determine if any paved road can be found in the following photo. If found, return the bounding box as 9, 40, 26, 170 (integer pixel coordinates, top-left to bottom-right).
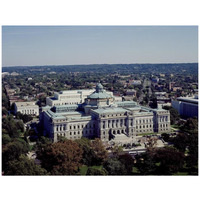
138, 79, 152, 104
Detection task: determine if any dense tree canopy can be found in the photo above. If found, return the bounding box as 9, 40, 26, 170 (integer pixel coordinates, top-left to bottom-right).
103, 158, 127, 175
163, 106, 180, 124
86, 167, 107, 175
38, 140, 83, 175
4, 155, 49, 175
2, 138, 30, 172
90, 138, 108, 165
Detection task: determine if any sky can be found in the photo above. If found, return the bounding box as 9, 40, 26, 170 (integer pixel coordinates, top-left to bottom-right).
2, 26, 198, 67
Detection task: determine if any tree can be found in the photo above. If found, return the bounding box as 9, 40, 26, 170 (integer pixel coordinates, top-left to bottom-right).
110, 145, 123, 158
180, 117, 198, 133
86, 167, 107, 175
118, 154, 135, 175
75, 138, 96, 166
161, 133, 170, 142
2, 108, 8, 116
2, 115, 24, 138
103, 158, 127, 175
22, 114, 33, 123
135, 151, 157, 175
38, 140, 83, 175
163, 106, 180, 124
4, 155, 49, 175
90, 138, 108, 165
2, 138, 30, 172
2, 134, 12, 145
171, 133, 189, 152
154, 147, 185, 175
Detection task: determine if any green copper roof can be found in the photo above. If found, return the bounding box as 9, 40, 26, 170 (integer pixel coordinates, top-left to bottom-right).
92, 107, 127, 114
88, 83, 112, 99
88, 90, 112, 99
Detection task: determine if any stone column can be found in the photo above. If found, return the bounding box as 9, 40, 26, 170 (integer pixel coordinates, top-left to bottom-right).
105, 120, 108, 129
53, 124, 57, 133
117, 120, 120, 128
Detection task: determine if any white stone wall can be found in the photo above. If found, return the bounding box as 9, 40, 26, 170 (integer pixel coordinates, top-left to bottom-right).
14, 103, 39, 116
46, 89, 95, 106
52, 119, 96, 142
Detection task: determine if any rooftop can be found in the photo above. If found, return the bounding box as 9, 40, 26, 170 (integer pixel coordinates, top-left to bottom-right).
88, 83, 112, 99
15, 101, 37, 107
177, 97, 198, 104
92, 107, 127, 114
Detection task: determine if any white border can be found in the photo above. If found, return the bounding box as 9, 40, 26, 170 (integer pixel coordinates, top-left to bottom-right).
0, 1, 199, 200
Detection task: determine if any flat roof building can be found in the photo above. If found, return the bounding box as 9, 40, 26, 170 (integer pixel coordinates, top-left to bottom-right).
172, 95, 198, 118
14, 101, 39, 116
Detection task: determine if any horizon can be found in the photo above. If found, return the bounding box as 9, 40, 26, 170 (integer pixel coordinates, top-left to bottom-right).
2, 61, 198, 68
2, 26, 198, 67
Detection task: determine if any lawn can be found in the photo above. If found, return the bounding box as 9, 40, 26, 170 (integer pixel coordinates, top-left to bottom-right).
171, 124, 181, 129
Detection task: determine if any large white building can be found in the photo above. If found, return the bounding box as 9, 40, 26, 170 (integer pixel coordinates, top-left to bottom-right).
14, 101, 39, 116
40, 83, 170, 145
172, 95, 198, 118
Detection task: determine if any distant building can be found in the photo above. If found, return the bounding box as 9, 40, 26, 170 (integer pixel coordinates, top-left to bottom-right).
11, 72, 19, 76
126, 89, 137, 97
172, 95, 198, 118
155, 92, 166, 98
14, 101, 39, 116
40, 83, 171, 144
2, 72, 10, 77
151, 77, 159, 83
131, 80, 141, 85
172, 87, 182, 92
157, 102, 171, 109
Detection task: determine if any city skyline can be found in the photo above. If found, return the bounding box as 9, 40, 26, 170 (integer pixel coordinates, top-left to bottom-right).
2, 26, 198, 67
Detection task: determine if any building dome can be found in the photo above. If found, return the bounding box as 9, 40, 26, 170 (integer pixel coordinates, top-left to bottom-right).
87, 83, 112, 99
96, 83, 104, 93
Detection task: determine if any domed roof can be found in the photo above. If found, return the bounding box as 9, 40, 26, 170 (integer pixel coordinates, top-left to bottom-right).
88, 83, 112, 99
96, 83, 104, 92
88, 91, 112, 99
96, 83, 103, 89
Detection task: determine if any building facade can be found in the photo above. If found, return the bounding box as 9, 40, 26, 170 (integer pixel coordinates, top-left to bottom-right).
172, 96, 198, 118
14, 101, 39, 116
40, 83, 170, 145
